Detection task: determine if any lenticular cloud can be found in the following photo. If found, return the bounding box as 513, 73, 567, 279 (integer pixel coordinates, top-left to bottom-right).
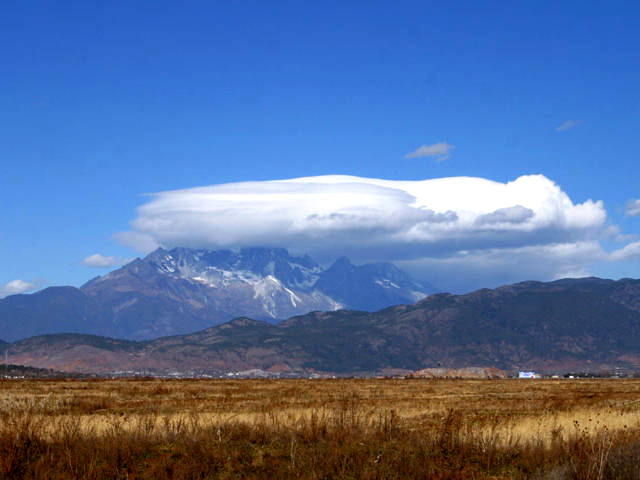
118, 174, 606, 265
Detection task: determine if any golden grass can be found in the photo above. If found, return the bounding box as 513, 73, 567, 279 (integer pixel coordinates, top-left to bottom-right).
3, 378, 640, 478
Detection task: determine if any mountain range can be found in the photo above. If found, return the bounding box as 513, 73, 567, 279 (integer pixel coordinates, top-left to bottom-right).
3, 276, 640, 375
0, 247, 434, 341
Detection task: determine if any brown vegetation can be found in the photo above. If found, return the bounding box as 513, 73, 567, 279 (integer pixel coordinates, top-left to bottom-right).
2, 378, 640, 478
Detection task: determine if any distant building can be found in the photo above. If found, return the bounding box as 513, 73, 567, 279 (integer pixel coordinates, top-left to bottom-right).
518, 371, 539, 379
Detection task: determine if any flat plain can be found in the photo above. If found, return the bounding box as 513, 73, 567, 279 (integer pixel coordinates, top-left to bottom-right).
2, 377, 640, 479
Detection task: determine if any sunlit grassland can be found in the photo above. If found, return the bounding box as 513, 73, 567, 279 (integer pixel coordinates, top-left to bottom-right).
2, 378, 640, 479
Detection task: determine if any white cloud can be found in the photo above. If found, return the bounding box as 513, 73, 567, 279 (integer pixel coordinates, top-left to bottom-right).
0, 279, 36, 299
626, 199, 640, 217
615, 233, 639, 244
405, 142, 454, 161
609, 241, 640, 262
117, 174, 610, 288
82, 253, 119, 268
555, 120, 581, 132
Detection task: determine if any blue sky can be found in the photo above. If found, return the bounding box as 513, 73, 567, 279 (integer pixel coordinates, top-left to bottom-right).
1, 1, 639, 294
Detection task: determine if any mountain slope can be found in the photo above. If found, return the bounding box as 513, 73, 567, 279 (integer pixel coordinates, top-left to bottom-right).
7, 277, 640, 375
0, 287, 110, 341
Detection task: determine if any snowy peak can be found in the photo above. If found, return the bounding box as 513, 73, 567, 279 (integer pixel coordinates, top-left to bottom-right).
144, 247, 322, 291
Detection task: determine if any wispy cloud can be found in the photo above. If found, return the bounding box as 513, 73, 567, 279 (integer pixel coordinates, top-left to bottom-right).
405, 142, 454, 162
555, 120, 581, 132
0, 279, 36, 299
609, 241, 640, 262
397, 241, 603, 293
625, 199, 640, 217
82, 253, 119, 268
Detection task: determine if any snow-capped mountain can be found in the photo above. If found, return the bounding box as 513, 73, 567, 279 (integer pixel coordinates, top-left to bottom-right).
1, 247, 436, 341
84, 247, 342, 325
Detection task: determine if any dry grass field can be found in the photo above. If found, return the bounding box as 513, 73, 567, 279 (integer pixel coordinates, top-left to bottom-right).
2, 378, 640, 479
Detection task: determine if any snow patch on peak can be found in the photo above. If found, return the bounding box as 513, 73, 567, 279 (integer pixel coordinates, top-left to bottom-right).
408, 290, 428, 302
310, 290, 343, 311
252, 275, 302, 317
375, 279, 401, 289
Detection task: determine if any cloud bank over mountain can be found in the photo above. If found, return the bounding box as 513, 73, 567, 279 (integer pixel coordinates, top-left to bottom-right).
0, 280, 36, 299
82, 254, 119, 268
118, 174, 616, 291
